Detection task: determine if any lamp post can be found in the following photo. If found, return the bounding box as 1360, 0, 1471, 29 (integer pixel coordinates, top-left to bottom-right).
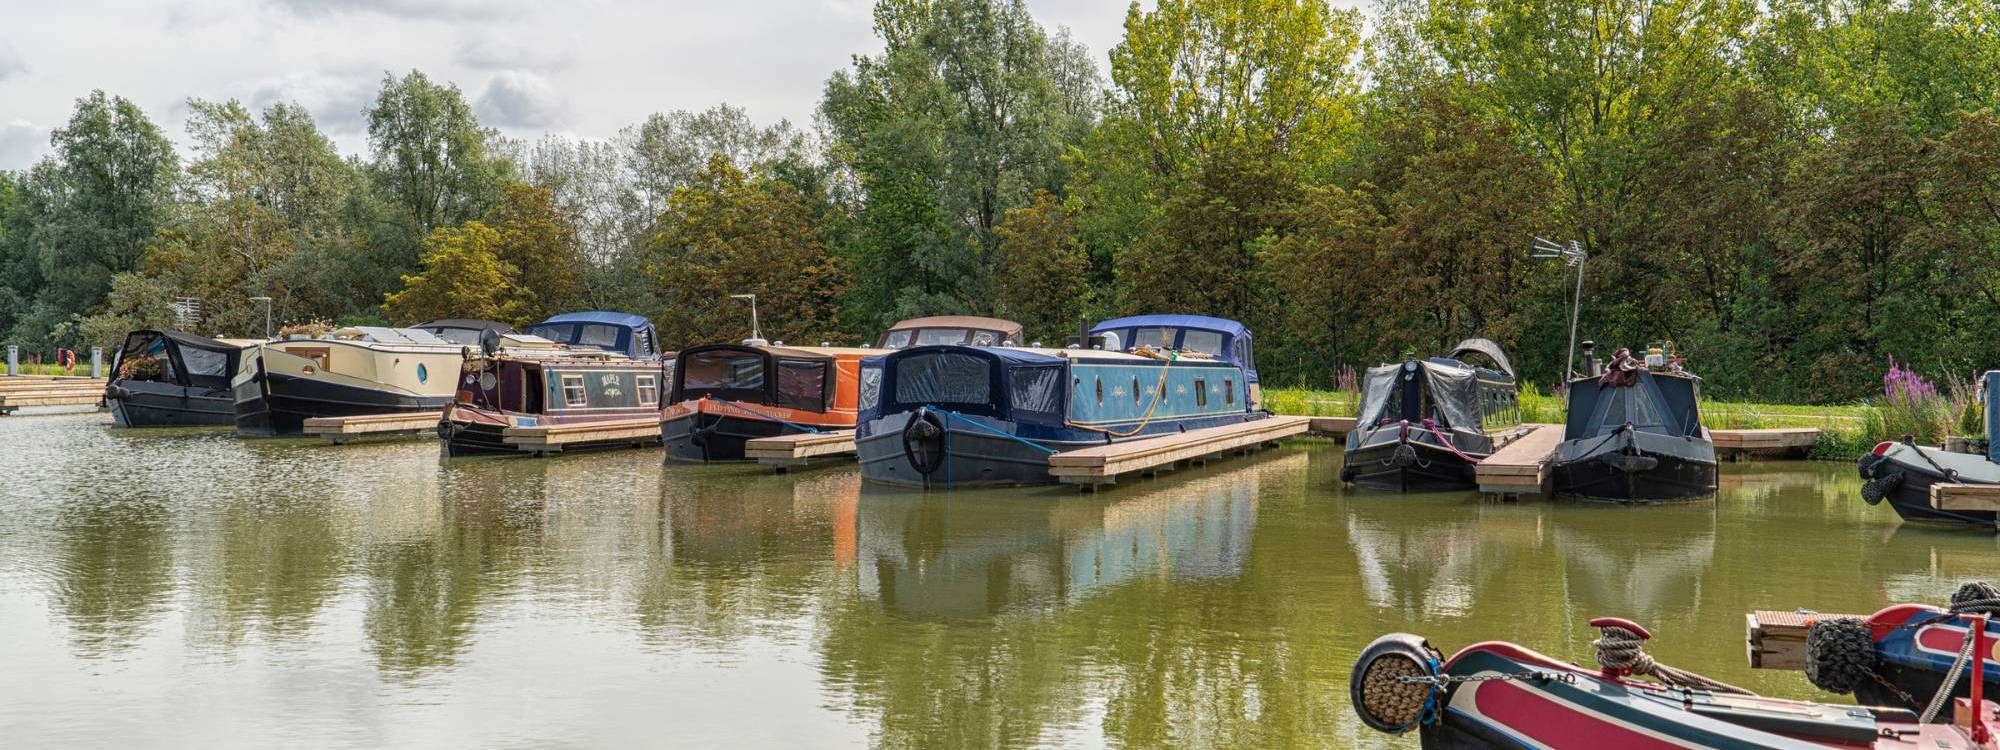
1532, 237, 1588, 382
729, 294, 762, 343
248, 296, 273, 340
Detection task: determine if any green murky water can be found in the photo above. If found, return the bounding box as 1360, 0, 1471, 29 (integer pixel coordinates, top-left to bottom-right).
3, 410, 1998, 748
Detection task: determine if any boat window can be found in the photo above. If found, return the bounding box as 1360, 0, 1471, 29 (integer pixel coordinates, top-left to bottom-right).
1181, 330, 1225, 356
1195, 378, 1208, 408
916, 328, 968, 346
775, 360, 828, 411
561, 374, 587, 407
1008, 365, 1064, 419
859, 364, 882, 410
1132, 327, 1175, 350
970, 330, 999, 347
179, 346, 230, 384
661, 357, 677, 396
881, 330, 914, 349
637, 374, 658, 405
893, 351, 988, 405
579, 324, 623, 350
682, 350, 765, 391
1225, 378, 1234, 405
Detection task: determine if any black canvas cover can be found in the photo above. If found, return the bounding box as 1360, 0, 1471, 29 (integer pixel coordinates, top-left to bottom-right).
1421, 362, 1481, 432
1354, 360, 1484, 431
1356, 365, 1403, 425
893, 351, 991, 405
1006, 365, 1065, 425
1564, 371, 1703, 439
116, 330, 243, 388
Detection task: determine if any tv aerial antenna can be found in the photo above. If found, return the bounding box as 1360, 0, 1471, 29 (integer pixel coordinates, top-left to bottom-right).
1532, 237, 1588, 382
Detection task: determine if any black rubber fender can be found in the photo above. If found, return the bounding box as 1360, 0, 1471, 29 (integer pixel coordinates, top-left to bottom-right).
902, 408, 947, 476
1351, 633, 1443, 735
1859, 471, 1902, 506
1804, 617, 1876, 694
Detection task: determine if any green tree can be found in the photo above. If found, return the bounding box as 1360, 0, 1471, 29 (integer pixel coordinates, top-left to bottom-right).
485, 182, 586, 323
992, 191, 1088, 344
366, 71, 512, 252
645, 156, 847, 349
382, 222, 524, 325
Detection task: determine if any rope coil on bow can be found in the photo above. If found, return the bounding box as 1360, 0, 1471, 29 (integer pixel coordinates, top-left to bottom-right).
1592, 618, 1752, 695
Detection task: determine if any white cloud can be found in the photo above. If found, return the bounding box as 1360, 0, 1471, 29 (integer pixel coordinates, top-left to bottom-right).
0, 120, 46, 172
455, 37, 576, 72
264, 0, 529, 21
0, 39, 29, 82
475, 70, 566, 130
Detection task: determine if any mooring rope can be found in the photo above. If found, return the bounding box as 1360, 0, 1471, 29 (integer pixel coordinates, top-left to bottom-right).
1594, 625, 1753, 695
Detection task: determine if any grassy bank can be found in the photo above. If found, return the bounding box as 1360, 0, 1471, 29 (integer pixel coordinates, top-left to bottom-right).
6, 363, 94, 377
1262, 386, 1904, 460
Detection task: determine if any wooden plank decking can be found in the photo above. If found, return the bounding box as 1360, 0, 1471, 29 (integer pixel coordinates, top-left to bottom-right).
1746, 610, 1861, 671
746, 429, 858, 469
303, 411, 443, 444
1475, 424, 1565, 498
1047, 415, 1310, 487
502, 416, 662, 453
1305, 416, 1356, 441
0, 376, 106, 414
1932, 483, 2000, 512
1713, 428, 1821, 459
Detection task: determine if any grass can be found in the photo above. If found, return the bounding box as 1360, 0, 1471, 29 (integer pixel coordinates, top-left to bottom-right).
1264, 386, 1893, 460
8, 363, 94, 376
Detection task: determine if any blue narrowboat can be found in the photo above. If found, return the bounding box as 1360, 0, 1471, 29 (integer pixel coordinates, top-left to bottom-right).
523, 311, 663, 360
855, 315, 1268, 488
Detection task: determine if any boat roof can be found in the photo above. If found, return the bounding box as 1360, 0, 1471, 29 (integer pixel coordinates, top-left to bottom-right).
127, 329, 252, 353
887, 316, 1023, 335
864, 345, 1227, 367
1091, 314, 1251, 340
531, 311, 653, 329
1448, 338, 1515, 378
328, 327, 457, 345
416, 318, 516, 333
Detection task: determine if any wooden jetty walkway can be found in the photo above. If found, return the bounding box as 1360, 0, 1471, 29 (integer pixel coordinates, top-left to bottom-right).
502, 416, 661, 454
1714, 427, 1821, 460
747, 429, 857, 470
303, 411, 442, 443
1475, 424, 1566, 498
0, 375, 107, 414
1745, 609, 1862, 671
1306, 416, 1355, 441
1931, 483, 2000, 515
1048, 415, 1310, 488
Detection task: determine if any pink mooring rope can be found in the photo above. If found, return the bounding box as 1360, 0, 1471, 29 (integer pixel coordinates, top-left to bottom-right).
1421, 418, 1483, 465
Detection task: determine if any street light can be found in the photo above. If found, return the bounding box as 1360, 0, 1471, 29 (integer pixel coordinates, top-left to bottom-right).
729, 294, 762, 343
1532, 237, 1588, 383
248, 296, 273, 340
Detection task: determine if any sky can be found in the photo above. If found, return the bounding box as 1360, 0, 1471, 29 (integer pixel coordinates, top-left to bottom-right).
0, 0, 1139, 171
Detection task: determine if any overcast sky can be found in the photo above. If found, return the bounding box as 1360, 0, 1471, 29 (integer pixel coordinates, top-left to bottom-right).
0, 0, 1140, 171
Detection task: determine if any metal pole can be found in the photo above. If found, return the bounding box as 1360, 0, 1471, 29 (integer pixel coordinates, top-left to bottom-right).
91, 347, 103, 378
5, 345, 15, 376
1564, 250, 1586, 382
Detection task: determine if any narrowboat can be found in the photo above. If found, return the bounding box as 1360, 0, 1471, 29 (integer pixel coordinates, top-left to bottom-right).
1790, 583, 2000, 716
660, 342, 872, 462
440, 337, 666, 457
230, 327, 465, 437
103, 329, 257, 427
876, 316, 1024, 349
1857, 370, 2000, 526
523, 311, 663, 360
1349, 619, 1998, 750
856, 315, 1267, 489
1341, 339, 1528, 491
413, 318, 516, 346
1550, 346, 1717, 502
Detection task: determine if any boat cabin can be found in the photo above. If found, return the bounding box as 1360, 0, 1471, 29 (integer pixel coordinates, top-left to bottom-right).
112, 329, 252, 392
1564, 368, 1703, 441
669, 343, 858, 416
876, 316, 1024, 349
1088, 315, 1261, 406
525, 311, 662, 360
1356, 339, 1521, 434
414, 319, 516, 346
457, 349, 663, 419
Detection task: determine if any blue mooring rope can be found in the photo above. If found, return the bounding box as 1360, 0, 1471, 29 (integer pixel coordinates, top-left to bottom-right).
925, 406, 1058, 455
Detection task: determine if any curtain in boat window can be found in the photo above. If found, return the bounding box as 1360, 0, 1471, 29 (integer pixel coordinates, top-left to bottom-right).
1006, 365, 1064, 425
859, 364, 882, 410
775, 359, 828, 411
894, 352, 989, 405
683, 350, 764, 391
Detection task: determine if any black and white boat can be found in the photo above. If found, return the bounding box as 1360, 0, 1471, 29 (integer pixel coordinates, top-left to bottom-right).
230, 326, 467, 437
1341, 339, 1527, 491
104, 329, 256, 427
1550, 347, 1717, 502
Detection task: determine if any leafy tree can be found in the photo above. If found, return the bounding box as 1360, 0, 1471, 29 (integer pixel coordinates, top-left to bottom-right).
382, 222, 524, 325
366, 71, 513, 249
992, 191, 1089, 344
645, 156, 847, 349
1257, 184, 1382, 385
485, 182, 586, 323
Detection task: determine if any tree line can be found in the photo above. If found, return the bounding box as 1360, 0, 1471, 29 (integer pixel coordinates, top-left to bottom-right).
2, 0, 1997, 403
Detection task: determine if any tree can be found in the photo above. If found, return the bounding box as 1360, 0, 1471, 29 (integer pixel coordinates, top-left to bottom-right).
645, 156, 847, 349
366, 71, 512, 245
992, 191, 1088, 343
485, 182, 586, 323
1257, 184, 1382, 385
382, 222, 524, 325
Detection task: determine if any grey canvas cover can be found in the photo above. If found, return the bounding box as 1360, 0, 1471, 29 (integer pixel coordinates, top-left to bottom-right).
1421, 361, 1481, 432
1356, 364, 1403, 425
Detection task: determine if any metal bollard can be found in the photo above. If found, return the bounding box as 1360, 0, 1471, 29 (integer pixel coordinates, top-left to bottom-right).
5, 345, 15, 376
1985, 370, 1999, 464
92, 347, 103, 378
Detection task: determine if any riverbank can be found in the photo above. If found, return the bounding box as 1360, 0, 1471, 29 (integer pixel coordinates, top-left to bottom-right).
1262, 387, 1900, 460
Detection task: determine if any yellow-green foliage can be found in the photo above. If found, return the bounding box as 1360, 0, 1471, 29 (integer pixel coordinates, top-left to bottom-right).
382, 222, 524, 325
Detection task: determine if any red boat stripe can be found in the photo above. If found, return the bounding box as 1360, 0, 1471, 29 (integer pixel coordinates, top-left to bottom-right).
1914, 625, 2000, 666
1465, 679, 1713, 750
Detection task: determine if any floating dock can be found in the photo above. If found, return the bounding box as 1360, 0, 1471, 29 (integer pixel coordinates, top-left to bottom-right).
502, 416, 662, 454
1714, 428, 1822, 460
303, 411, 443, 444
1475, 424, 1565, 498
1746, 609, 1860, 670
746, 429, 857, 470
1931, 483, 2000, 513
1305, 416, 1355, 441
0, 376, 107, 414
1048, 415, 1310, 488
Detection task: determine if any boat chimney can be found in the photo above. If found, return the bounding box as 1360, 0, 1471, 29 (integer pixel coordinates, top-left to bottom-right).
742, 338, 770, 347
1579, 340, 1596, 377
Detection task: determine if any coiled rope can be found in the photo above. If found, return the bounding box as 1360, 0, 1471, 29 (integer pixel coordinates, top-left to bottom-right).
1593, 624, 1752, 695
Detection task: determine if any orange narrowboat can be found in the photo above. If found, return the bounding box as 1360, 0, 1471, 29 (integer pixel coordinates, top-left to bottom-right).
660, 343, 875, 462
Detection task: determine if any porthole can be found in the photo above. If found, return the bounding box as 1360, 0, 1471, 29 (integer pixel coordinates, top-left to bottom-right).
417, 363, 429, 383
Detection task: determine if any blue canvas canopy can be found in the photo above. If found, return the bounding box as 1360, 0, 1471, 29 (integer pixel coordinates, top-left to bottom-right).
525, 311, 661, 359
859, 345, 1068, 426
1090, 314, 1258, 384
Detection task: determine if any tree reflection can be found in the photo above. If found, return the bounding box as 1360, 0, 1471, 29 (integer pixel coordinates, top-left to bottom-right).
51, 498, 175, 656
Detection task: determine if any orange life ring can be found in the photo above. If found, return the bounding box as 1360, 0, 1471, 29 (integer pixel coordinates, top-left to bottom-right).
57, 348, 76, 373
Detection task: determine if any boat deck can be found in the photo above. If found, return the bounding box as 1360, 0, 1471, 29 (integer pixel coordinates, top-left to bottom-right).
502, 416, 662, 454
1305, 416, 1355, 441
1047, 416, 1310, 488
1746, 609, 1862, 671
303, 411, 443, 444
1475, 424, 1565, 498
1931, 483, 2000, 513
0, 375, 106, 414
746, 429, 858, 470
1714, 428, 1821, 459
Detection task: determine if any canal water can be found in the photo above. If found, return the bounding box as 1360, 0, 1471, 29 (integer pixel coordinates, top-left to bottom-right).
3, 411, 1998, 748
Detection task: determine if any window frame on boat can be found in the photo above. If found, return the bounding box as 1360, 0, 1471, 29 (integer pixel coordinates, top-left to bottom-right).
560, 373, 588, 407
637, 374, 659, 406
670, 343, 837, 413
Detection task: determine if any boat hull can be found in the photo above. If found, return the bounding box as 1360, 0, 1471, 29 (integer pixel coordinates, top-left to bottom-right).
1857, 449, 1999, 525
1342, 432, 1480, 491
233, 372, 448, 437
1552, 429, 1717, 502
857, 409, 1267, 489
662, 412, 805, 462
106, 381, 234, 427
